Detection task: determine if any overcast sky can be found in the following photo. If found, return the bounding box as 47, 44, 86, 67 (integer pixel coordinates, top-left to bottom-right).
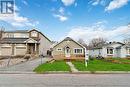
0, 0, 130, 43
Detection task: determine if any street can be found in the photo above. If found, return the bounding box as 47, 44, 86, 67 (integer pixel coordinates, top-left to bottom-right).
0, 74, 130, 87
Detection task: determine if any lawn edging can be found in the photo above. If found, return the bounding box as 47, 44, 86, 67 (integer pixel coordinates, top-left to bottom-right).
76, 71, 130, 74
35, 71, 130, 74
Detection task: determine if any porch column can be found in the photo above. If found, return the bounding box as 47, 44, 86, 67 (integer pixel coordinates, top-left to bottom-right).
35, 43, 37, 52
26, 43, 28, 54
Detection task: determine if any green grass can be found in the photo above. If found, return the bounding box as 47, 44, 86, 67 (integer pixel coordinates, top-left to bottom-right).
72, 59, 130, 71
34, 60, 70, 73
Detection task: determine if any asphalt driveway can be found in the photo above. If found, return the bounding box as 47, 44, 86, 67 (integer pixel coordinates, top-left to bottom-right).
0, 57, 50, 73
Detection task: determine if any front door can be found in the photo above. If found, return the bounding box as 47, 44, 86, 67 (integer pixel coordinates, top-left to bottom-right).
28, 44, 35, 54
65, 46, 70, 58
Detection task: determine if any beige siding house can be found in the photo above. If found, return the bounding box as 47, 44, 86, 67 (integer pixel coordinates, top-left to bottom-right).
0, 29, 52, 57
52, 37, 85, 60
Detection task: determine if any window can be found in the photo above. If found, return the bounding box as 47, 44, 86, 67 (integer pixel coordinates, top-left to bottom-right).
7, 33, 14, 38
57, 48, 62, 51
31, 31, 38, 37
107, 48, 113, 54
74, 48, 83, 54
127, 48, 130, 54
20, 33, 29, 38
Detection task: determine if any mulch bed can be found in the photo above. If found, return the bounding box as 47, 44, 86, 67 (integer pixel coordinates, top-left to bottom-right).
103, 58, 130, 64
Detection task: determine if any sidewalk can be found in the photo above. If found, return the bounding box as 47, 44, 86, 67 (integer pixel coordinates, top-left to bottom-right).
66, 62, 78, 72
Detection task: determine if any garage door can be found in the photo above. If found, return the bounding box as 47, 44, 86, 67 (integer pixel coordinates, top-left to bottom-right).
1, 47, 12, 56
15, 47, 26, 55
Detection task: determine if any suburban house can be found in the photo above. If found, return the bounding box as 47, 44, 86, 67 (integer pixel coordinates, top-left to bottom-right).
0, 29, 52, 56
52, 37, 86, 60
89, 42, 130, 58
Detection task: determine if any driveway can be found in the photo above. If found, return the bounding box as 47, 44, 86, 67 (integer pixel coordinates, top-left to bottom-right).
0, 57, 50, 73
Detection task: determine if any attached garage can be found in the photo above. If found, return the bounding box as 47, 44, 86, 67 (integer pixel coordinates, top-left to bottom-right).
15, 47, 27, 55
1, 47, 12, 56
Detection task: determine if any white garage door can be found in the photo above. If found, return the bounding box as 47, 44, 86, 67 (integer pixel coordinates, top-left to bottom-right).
1, 47, 12, 56
15, 47, 26, 55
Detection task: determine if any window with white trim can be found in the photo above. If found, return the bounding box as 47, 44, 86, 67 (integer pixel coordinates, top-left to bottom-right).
74, 48, 83, 54
57, 48, 62, 51
107, 48, 113, 54
127, 48, 130, 54
31, 31, 38, 37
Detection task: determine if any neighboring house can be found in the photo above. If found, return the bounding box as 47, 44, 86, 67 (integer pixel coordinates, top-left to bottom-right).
89, 42, 130, 58
0, 29, 52, 56
52, 37, 86, 60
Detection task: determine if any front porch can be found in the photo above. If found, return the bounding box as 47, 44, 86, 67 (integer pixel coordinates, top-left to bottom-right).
25, 38, 39, 55
53, 54, 85, 60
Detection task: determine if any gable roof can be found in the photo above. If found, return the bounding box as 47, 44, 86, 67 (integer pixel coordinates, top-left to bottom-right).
89, 42, 125, 50
116, 44, 130, 49
103, 42, 124, 46
3, 29, 52, 43
53, 37, 85, 49
24, 38, 39, 43
29, 29, 52, 43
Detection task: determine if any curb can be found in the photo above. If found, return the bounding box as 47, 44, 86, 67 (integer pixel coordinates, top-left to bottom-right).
0, 71, 130, 74
0, 71, 36, 74
36, 71, 130, 74
75, 71, 130, 74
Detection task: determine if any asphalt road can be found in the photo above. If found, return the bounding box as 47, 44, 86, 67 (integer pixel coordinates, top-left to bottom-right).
0, 74, 130, 87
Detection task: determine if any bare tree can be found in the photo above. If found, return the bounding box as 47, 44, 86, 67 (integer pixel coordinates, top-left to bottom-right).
0, 27, 5, 41
123, 24, 130, 44
124, 38, 130, 44
78, 38, 85, 44
78, 38, 87, 48
89, 37, 107, 48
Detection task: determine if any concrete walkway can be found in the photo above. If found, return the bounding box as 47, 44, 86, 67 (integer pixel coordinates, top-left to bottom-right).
66, 62, 78, 72
0, 58, 50, 73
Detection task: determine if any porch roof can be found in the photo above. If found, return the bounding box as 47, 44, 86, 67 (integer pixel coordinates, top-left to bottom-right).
24, 38, 39, 43
0, 38, 28, 44
0, 38, 39, 44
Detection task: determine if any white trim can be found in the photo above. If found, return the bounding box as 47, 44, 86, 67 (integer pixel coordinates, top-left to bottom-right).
1, 45, 11, 47
65, 47, 71, 57
24, 38, 37, 43
73, 48, 83, 54
126, 48, 130, 55
107, 48, 114, 55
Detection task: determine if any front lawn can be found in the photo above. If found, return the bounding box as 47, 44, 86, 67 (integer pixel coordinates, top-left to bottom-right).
34, 60, 70, 73
72, 59, 130, 71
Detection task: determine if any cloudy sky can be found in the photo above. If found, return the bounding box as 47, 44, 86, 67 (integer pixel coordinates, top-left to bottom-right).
0, 0, 130, 43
